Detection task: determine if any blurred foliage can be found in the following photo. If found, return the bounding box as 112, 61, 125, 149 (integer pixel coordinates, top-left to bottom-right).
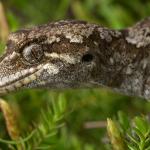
0, 94, 67, 150
107, 112, 150, 150
0, 0, 150, 149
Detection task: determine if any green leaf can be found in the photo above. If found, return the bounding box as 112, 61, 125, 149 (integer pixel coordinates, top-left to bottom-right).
134, 117, 149, 135
128, 143, 138, 150
118, 111, 130, 133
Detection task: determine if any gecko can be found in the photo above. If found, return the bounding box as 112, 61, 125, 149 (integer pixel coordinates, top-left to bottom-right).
0, 18, 150, 99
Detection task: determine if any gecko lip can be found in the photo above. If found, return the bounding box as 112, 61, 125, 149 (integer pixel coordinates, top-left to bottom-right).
0, 64, 44, 94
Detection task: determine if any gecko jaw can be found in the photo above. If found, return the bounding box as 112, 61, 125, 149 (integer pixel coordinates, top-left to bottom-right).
0, 64, 44, 94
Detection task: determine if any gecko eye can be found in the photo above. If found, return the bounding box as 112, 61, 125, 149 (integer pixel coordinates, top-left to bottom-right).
82, 53, 94, 63
22, 44, 43, 64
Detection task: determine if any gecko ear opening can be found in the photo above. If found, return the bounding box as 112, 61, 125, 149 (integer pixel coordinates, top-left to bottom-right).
82, 53, 93, 63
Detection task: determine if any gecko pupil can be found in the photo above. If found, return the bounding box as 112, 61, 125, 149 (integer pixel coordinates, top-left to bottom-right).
31, 46, 43, 60
82, 54, 93, 62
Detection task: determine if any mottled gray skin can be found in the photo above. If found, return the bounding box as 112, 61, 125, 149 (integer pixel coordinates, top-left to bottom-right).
0, 18, 150, 99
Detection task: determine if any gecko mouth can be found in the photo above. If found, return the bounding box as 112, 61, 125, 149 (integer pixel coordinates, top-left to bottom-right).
0, 64, 44, 95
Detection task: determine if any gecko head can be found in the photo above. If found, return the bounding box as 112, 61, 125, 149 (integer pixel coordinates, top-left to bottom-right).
0, 20, 107, 94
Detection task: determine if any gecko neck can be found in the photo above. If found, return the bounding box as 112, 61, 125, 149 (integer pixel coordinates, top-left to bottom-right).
96, 30, 150, 99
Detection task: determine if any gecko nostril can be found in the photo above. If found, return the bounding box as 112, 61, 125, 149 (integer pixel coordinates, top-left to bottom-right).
82, 53, 94, 63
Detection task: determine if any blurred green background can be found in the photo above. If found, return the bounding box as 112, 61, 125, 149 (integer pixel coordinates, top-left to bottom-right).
1, 0, 150, 149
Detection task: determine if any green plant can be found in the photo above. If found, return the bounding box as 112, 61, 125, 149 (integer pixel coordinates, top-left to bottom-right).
107, 112, 150, 150
0, 94, 67, 150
